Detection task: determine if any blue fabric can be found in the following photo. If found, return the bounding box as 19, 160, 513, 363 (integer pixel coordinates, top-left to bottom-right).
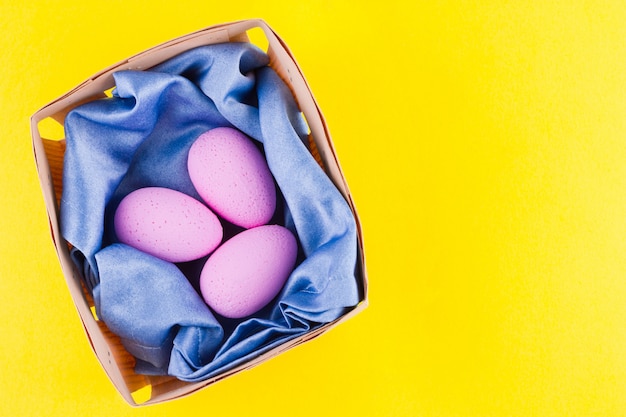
60, 42, 359, 381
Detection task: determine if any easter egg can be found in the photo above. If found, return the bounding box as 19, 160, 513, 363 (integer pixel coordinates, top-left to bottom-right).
114, 187, 223, 263
199, 225, 298, 318
187, 127, 276, 228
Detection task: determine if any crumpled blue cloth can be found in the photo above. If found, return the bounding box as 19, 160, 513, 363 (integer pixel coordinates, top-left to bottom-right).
60, 42, 360, 381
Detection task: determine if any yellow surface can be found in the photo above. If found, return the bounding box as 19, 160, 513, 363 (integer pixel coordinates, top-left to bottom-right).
2, 1, 626, 415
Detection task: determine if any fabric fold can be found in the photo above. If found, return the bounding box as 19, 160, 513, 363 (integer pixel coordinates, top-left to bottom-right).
60, 42, 360, 381
94, 244, 223, 372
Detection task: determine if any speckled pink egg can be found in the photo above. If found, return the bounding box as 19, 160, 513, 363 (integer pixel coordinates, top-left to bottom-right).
187, 127, 276, 229
114, 187, 223, 263
199, 225, 298, 318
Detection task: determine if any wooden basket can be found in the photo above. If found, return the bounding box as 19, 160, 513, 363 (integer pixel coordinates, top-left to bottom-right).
30, 19, 367, 406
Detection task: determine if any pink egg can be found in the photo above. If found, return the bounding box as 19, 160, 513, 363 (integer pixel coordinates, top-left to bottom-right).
187, 127, 276, 228
199, 225, 298, 318
114, 187, 223, 263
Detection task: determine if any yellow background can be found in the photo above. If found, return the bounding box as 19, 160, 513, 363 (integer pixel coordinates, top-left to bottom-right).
2, 1, 626, 415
